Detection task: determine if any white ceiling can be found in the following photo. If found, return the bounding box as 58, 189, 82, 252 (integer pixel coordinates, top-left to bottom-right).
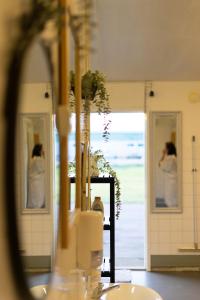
23, 0, 200, 82
22, 41, 50, 83
91, 0, 200, 81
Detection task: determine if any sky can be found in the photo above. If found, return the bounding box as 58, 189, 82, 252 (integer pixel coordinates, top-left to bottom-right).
70, 113, 145, 133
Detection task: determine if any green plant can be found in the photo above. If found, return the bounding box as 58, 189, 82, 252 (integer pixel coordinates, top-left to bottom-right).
69, 149, 121, 219
16, 0, 62, 43
92, 150, 121, 219
70, 70, 111, 141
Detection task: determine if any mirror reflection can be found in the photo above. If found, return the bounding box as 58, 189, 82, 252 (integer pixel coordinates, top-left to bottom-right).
158, 141, 177, 208
16, 39, 55, 297
151, 112, 182, 212
20, 114, 50, 211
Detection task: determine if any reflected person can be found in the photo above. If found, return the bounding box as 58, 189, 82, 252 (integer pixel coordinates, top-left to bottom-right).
159, 142, 177, 207
27, 144, 45, 208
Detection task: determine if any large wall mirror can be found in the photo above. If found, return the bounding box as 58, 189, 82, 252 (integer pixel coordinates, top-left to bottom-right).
19, 113, 50, 213
15, 38, 54, 298
150, 112, 182, 213
3, 0, 90, 299
3, 2, 59, 299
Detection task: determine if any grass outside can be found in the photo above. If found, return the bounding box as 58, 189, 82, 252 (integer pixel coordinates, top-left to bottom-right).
89, 164, 145, 204
113, 164, 145, 203
55, 164, 145, 205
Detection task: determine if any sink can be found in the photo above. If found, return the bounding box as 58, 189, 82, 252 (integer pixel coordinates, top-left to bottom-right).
30, 283, 163, 300
30, 284, 47, 298
101, 283, 163, 300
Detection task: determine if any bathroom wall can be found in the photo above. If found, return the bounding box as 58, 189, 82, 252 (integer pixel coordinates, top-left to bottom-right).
18, 83, 54, 269
147, 82, 200, 269
18, 80, 200, 271
106, 81, 200, 270
2, 76, 200, 273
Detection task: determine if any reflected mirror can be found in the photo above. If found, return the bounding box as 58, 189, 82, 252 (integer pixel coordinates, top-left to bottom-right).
4, 1, 83, 299
19, 113, 50, 213
150, 112, 182, 213
15, 39, 55, 298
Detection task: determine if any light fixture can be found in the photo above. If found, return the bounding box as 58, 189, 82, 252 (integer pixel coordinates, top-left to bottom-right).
44, 91, 50, 98
149, 90, 155, 97
144, 81, 155, 113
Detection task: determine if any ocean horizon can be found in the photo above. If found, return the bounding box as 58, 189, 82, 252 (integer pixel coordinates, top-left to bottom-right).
55, 131, 145, 165
68, 131, 144, 141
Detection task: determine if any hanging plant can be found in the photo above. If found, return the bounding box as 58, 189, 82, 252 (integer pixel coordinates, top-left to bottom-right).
69, 149, 121, 219
70, 70, 111, 141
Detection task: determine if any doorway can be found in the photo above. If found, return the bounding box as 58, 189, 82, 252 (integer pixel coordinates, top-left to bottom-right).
68, 112, 146, 276
89, 113, 146, 271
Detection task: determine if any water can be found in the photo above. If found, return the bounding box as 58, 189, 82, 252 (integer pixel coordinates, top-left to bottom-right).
55, 131, 145, 166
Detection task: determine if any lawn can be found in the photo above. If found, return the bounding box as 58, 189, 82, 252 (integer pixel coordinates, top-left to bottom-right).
114, 164, 145, 203
89, 164, 145, 204
56, 164, 145, 205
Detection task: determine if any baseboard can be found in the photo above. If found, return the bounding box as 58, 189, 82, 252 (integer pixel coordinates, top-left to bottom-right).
22, 255, 51, 272
151, 266, 200, 271
151, 255, 200, 269
116, 267, 145, 271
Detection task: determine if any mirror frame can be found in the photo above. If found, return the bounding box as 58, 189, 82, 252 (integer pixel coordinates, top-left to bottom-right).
18, 113, 51, 214
3, 2, 58, 299
3, 0, 89, 299
150, 111, 182, 213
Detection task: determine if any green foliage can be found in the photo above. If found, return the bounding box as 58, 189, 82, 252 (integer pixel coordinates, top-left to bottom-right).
92, 150, 121, 219
69, 149, 121, 219
17, 0, 62, 45
68, 161, 76, 174
70, 70, 111, 141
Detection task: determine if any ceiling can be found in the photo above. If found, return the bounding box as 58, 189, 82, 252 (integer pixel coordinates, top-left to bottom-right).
91, 0, 200, 81
22, 41, 50, 83
23, 0, 200, 82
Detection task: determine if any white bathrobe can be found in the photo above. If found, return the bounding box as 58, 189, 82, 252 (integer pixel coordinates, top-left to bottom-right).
27, 156, 45, 208
160, 155, 177, 207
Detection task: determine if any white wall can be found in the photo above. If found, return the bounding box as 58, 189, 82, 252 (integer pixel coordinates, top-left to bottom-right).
106, 81, 200, 269
18, 80, 200, 268
148, 82, 200, 262
18, 83, 54, 258
106, 82, 145, 112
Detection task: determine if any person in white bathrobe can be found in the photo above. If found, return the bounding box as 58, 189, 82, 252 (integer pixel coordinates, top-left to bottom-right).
159, 142, 177, 207
27, 144, 45, 208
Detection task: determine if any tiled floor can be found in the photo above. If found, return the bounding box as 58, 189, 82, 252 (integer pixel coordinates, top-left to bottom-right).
104, 203, 145, 268
131, 271, 200, 300
28, 271, 200, 300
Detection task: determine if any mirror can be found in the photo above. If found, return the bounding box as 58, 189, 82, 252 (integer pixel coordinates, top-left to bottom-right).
15, 38, 55, 298
3, 20, 57, 297
3, 1, 92, 299
19, 113, 50, 213
150, 112, 182, 213
3, 30, 55, 299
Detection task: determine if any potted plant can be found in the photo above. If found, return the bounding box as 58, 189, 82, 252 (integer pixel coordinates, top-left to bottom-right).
70, 70, 111, 141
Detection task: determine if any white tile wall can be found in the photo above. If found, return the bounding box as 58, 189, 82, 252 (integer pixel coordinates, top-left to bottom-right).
148, 81, 200, 260
17, 82, 200, 263
17, 83, 54, 258
20, 214, 53, 256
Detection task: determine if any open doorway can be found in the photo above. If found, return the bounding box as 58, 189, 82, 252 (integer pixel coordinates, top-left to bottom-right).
68, 112, 146, 278
89, 113, 146, 271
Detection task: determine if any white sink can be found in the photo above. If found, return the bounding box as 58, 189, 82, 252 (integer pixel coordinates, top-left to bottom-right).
30, 283, 163, 300
101, 283, 163, 300
30, 284, 47, 298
